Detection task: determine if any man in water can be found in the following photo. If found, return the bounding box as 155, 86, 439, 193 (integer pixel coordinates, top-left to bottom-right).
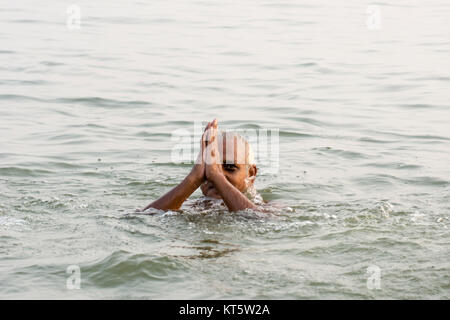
142, 119, 259, 212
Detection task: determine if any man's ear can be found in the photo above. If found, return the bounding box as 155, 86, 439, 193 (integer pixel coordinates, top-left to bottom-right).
247, 165, 257, 183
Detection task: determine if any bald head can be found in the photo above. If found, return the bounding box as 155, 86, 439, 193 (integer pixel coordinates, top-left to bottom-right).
218, 131, 255, 167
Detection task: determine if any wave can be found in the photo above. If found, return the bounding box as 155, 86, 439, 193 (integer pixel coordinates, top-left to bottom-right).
0, 94, 153, 109
82, 250, 187, 287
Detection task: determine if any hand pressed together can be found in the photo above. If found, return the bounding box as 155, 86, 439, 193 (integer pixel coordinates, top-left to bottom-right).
143, 118, 258, 212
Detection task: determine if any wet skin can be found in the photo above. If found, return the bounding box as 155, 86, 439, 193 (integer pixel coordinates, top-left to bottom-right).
143, 119, 258, 212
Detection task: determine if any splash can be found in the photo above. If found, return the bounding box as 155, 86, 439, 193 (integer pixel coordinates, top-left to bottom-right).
245, 177, 264, 205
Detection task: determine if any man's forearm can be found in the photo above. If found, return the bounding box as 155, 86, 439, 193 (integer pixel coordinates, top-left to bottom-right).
143, 174, 202, 211
210, 174, 256, 212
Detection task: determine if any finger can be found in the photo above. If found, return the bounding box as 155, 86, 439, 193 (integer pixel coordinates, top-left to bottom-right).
208, 126, 220, 165
211, 120, 218, 144
201, 140, 206, 164
210, 121, 218, 142
205, 125, 211, 142
202, 124, 209, 141
203, 121, 212, 147
206, 119, 216, 132
204, 120, 211, 132
201, 128, 207, 150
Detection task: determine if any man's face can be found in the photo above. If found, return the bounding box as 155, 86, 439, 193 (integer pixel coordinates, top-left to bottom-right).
201, 135, 257, 199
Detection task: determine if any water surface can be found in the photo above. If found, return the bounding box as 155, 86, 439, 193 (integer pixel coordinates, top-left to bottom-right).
0, 0, 449, 299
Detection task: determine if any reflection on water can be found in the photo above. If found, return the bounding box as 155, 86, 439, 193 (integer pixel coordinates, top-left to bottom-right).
167, 241, 240, 260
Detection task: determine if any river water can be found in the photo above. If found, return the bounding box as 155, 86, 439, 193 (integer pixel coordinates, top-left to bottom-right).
0, 0, 449, 299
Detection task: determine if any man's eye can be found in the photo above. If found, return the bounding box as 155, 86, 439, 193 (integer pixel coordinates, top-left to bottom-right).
223, 164, 237, 171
